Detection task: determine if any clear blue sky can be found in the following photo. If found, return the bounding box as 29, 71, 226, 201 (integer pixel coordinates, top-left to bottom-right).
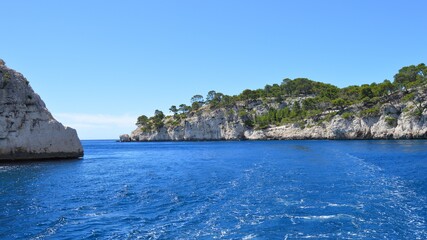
1, 0, 426, 139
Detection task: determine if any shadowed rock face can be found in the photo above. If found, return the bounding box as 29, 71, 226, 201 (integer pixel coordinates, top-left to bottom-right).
0, 60, 83, 160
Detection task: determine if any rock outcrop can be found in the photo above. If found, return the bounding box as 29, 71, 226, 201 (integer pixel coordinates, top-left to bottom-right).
0, 60, 83, 160
119, 134, 131, 142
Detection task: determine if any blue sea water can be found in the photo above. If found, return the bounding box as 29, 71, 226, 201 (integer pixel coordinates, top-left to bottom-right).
0, 140, 426, 239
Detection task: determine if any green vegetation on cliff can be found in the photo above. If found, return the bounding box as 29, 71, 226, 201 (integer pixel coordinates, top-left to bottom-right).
136, 64, 427, 131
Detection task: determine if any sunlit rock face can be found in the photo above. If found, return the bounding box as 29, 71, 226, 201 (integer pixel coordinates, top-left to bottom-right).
128, 99, 426, 141
0, 59, 83, 160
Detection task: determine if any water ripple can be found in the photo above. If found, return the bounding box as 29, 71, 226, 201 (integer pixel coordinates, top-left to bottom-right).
0, 140, 426, 239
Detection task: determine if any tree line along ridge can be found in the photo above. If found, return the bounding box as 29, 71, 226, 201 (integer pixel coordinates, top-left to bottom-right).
136, 63, 427, 131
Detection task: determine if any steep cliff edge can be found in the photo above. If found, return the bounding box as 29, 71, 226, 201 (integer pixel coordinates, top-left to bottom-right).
0, 60, 83, 160
128, 101, 427, 141
123, 64, 427, 141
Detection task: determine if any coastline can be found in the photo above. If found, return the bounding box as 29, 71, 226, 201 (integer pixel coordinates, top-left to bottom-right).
122, 110, 427, 142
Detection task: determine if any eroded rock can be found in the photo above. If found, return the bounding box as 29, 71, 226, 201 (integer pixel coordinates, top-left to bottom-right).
0, 61, 83, 160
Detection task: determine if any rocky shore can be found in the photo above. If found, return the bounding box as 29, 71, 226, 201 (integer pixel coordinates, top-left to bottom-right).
124, 102, 426, 141
0, 59, 83, 160
122, 64, 427, 142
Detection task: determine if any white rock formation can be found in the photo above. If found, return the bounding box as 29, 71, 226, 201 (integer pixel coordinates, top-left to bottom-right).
128, 98, 427, 141
0, 60, 83, 160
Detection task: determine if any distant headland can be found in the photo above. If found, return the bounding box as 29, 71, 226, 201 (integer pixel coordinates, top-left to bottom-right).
122, 64, 427, 141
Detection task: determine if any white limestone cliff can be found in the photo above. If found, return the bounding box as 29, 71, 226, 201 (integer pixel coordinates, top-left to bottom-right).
127, 98, 427, 142
0, 60, 83, 160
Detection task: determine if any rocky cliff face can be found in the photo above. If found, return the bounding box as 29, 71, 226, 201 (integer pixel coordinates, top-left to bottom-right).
0, 60, 83, 160
128, 108, 247, 141
124, 63, 427, 142
244, 108, 427, 140
127, 94, 427, 141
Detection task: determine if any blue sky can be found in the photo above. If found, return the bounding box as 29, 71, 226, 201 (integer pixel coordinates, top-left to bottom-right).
1, 0, 426, 139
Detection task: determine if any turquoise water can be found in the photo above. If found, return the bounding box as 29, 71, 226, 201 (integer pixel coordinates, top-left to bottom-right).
1, 140, 426, 239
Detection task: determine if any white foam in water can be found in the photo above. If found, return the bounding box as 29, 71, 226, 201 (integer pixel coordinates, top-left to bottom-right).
293, 214, 355, 221
242, 233, 257, 239
345, 153, 384, 173
326, 202, 364, 209
2, 141, 426, 239
0, 166, 16, 173
342, 151, 427, 238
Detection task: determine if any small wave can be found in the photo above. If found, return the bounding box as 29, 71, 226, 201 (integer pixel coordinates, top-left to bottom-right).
327, 202, 364, 209
285, 233, 336, 239
84, 212, 107, 217
298, 205, 317, 209
293, 214, 355, 221
30, 216, 67, 240
345, 153, 383, 172
229, 180, 238, 188
242, 233, 257, 239
0, 165, 18, 173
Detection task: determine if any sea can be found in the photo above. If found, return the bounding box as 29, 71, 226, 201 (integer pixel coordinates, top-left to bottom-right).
0, 140, 426, 239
